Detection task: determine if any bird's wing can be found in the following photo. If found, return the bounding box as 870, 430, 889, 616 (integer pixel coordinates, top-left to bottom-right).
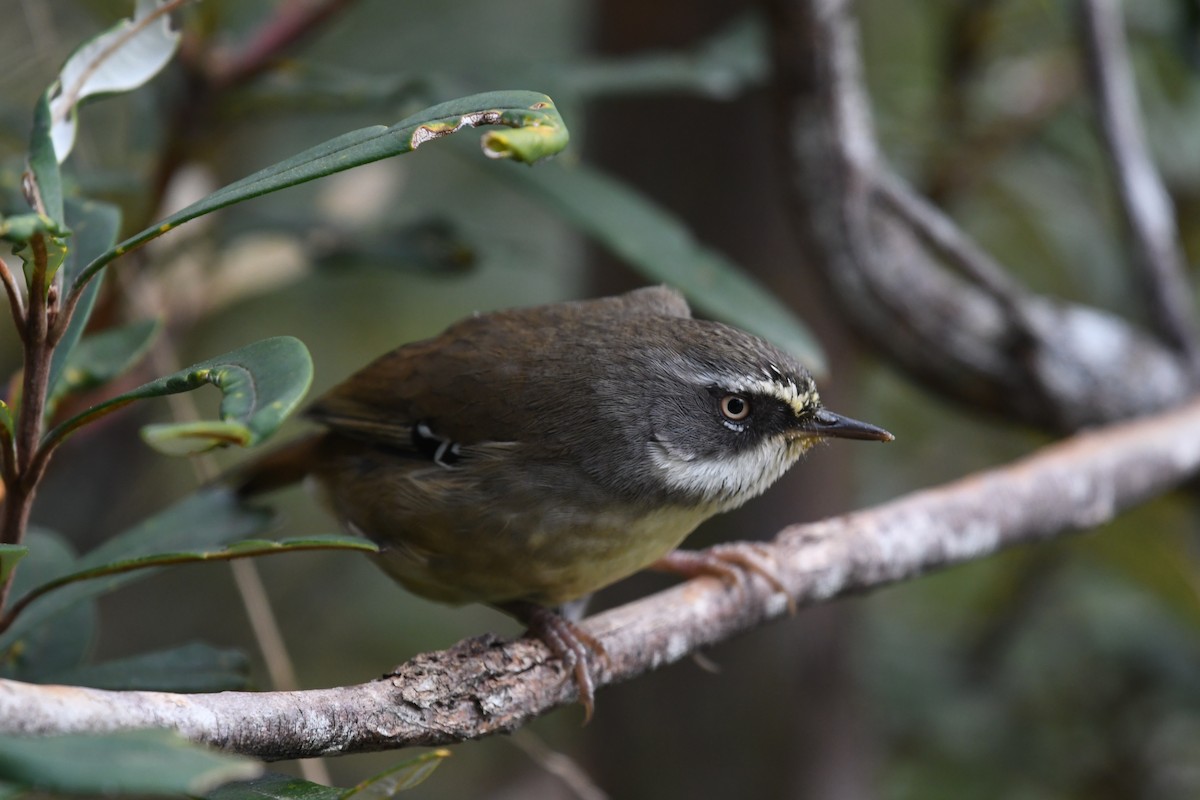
307, 286, 690, 447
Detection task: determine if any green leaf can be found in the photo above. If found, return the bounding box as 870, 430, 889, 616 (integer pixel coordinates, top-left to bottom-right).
208, 752, 451, 800
0, 529, 95, 681
0, 730, 261, 795
43, 336, 313, 455
49, 318, 160, 406
14, 535, 376, 613
44, 642, 251, 692
0, 213, 66, 244
500, 160, 828, 375
480, 121, 568, 162
27, 87, 63, 225
342, 750, 451, 798
0, 546, 26, 586
0, 489, 273, 658
13, 230, 69, 289
48, 0, 181, 163
140, 337, 314, 455
46, 198, 123, 397
73, 90, 569, 292
209, 772, 342, 800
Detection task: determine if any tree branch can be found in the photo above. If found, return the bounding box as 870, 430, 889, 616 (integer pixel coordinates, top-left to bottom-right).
767, 0, 1199, 433
4, 396, 1200, 758
1078, 0, 1200, 366
206, 0, 360, 90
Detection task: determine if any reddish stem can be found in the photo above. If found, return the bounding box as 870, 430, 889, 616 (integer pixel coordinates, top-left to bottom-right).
1, 233, 56, 615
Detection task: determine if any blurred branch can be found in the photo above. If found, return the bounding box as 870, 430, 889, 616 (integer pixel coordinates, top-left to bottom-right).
924, 52, 1078, 203
767, 0, 1199, 433
1079, 0, 1200, 367
207, 0, 360, 89
152, 0, 359, 215
5, 397, 1200, 754
873, 172, 1030, 314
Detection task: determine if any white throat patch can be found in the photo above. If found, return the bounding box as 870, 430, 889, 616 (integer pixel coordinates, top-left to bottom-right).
647, 435, 815, 510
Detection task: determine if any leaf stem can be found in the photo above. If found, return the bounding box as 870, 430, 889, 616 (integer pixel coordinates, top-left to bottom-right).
0, 538, 374, 636
12, 238, 48, 475
0, 257, 26, 341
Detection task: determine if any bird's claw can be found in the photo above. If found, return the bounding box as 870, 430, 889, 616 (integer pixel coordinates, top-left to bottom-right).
651, 544, 797, 615
505, 602, 606, 723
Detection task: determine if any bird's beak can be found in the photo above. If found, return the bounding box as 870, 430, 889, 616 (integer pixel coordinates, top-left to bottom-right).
804, 409, 894, 442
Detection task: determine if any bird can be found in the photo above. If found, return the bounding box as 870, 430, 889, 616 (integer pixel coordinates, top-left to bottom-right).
235, 285, 893, 718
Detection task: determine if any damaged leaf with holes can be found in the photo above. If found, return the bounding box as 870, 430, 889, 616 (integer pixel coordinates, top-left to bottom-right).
72, 90, 569, 293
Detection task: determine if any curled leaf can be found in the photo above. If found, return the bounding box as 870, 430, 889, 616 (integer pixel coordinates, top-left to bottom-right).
43, 337, 313, 455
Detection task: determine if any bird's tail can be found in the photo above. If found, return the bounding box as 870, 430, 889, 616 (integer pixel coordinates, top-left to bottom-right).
229, 433, 326, 497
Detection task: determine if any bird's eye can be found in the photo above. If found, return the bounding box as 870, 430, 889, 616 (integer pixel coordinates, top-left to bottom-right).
720, 394, 751, 422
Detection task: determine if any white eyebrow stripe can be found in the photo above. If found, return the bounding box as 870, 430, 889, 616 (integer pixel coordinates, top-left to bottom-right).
728, 378, 819, 416
678, 368, 819, 415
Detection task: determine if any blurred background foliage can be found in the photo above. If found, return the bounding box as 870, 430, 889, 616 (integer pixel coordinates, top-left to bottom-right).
2, 0, 1200, 798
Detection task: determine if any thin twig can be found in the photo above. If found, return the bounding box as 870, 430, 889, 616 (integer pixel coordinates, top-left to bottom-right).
509, 730, 610, 800
874, 171, 1029, 312
1079, 0, 1200, 369
0, 537, 370, 636
768, 0, 1195, 432
12, 238, 47, 476
207, 0, 360, 90
0, 257, 27, 341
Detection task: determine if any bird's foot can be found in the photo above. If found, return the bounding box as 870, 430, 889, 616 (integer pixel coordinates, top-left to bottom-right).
651, 544, 797, 615
500, 601, 606, 723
